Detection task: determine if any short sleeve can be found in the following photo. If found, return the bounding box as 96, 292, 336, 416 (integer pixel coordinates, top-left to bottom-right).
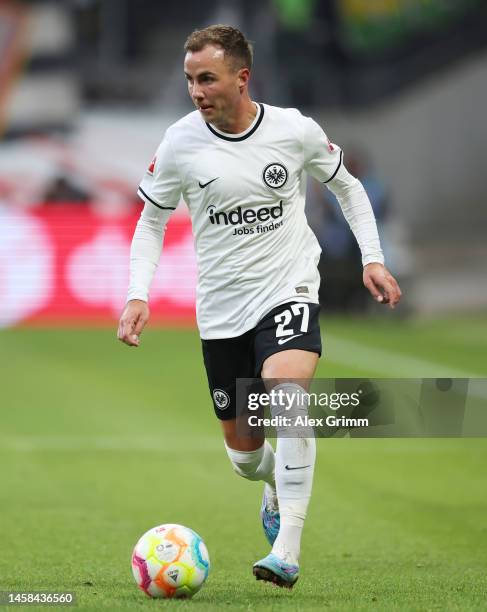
303, 117, 343, 183
137, 131, 182, 210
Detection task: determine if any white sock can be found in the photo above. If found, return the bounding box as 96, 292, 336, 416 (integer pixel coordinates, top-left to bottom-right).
224, 440, 276, 496
270, 383, 316, 565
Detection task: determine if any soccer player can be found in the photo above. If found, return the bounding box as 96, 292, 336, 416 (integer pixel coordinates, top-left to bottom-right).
118, 25, 401, 588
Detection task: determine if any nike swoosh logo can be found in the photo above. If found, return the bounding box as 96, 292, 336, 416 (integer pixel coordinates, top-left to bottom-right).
277, 334, 304, 345
285, 465, 311, 471
199, 177, 219, 188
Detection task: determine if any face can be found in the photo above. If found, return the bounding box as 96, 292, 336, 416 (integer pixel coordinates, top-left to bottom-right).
184, 44, 248, 125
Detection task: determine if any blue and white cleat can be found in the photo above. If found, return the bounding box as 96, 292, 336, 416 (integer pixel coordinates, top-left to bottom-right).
253, 553, 299, 589
261, 488, 280, 545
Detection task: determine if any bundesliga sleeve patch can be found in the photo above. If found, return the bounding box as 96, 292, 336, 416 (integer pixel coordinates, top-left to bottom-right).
148, 156, 156, 175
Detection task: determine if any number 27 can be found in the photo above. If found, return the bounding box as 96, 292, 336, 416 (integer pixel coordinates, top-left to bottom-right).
274, 304, 309, 338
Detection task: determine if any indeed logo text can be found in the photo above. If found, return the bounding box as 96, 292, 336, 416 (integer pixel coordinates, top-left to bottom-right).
207, 201, 283, 226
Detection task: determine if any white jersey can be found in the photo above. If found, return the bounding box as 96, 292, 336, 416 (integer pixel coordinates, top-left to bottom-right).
132, 102, 383, 339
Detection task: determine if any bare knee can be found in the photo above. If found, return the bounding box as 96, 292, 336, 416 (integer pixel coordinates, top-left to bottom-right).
261, 349, 319, 387
221, 418, 264, 451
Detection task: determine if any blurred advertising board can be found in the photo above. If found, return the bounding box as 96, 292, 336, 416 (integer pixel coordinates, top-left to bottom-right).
0, 206, 196, 327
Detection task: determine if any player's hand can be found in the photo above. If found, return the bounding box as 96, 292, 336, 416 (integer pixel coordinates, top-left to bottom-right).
363, 263, 402, 309
117, 299, 150, 347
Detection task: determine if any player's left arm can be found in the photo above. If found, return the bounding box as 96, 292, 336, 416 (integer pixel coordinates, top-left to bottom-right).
302, 116, 402, 308
362, 262, 402, 308
326, 164, 402, 308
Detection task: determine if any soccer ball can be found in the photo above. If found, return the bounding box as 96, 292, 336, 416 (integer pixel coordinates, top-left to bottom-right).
131, 524, 210, 598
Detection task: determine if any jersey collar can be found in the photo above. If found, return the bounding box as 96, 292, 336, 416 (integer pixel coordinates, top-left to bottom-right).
205, 103, 264, 142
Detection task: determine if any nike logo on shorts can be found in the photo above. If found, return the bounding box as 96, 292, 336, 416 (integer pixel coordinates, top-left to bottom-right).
199, 177, 219, 188
277, 334, 304, 345
285, 464, 311, 471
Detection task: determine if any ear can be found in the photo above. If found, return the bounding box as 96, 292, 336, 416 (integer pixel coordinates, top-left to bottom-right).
237, 68, 250, 91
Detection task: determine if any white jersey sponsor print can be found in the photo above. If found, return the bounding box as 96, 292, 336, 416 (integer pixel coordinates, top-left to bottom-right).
135, 103, 343, 339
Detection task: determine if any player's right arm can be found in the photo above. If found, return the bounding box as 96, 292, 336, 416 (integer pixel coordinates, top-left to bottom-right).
118, 299, 150, 347
117, 131, 182, 347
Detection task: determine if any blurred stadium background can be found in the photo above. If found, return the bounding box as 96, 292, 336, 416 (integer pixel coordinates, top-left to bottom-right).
1, 0, 487, 324
1, 1, 487, 609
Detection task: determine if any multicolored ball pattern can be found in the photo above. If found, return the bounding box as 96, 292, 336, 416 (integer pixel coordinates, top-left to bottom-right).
131, 524, 210, 598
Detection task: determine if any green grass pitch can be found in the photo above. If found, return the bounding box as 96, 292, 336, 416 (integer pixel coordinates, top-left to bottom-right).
1, 315, 486, 611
